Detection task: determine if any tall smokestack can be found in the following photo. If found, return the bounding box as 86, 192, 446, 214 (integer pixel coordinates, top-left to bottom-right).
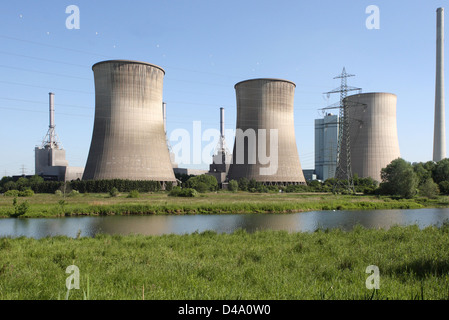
220, 107, 225, 137
220, 107, 225, 150
49, 92, 55, 146
434, 7, 446, 162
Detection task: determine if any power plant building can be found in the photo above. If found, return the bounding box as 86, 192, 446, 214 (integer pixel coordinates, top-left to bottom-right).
82, 60, 176, 185
315, 113, 338, 181
35, 92, 84, 181
340, 92, 400, 182
209, 107, 232, 185
227, 78, 306, 185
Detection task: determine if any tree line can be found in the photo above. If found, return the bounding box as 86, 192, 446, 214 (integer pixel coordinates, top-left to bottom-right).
2, 158, 449, 199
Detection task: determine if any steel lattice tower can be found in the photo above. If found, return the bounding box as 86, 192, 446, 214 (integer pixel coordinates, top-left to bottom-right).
324, 68, 361, 193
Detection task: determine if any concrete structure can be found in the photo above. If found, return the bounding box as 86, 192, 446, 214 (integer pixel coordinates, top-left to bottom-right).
173, 168, 209, 176
163, 102, 178, 168
209, 107, 232, 185
341, 92, 400, 182
315, 113, 339, 181
227, 78, 306, 185
35, 92, 84, 181
434, 7, 446, 162
82, 60, 176, 185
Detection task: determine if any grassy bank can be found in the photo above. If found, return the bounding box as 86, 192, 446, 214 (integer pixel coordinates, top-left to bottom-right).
1, 192, 446, 218
1, 226, 449, 299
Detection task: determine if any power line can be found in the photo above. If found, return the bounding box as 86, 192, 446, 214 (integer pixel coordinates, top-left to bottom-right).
0, 64, 90, 80
0, 80, 94, 94
0, 35, 113, 59
0, 50, 90, 69
0, 34, 332, 89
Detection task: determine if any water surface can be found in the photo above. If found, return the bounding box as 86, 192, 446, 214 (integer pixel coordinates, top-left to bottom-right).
1, 208, 449, 239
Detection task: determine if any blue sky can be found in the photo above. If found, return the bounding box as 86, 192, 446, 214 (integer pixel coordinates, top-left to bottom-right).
0, 0, 447, 176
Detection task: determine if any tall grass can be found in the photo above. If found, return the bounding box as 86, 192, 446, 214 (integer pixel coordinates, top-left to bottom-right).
0, 192, 428, 218
1, 225, 449, 300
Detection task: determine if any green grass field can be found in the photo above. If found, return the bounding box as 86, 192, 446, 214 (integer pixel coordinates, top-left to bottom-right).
1, 191, 446, 218
1, 225, 449, 300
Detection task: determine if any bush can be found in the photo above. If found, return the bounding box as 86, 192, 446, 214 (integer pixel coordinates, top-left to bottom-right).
228, 180, 238, 192
54, 190, 63, 196
168, 186, 182, 197
4, 190, 19, 197
127, 190, 139, 198
18, 189, 34, 197
418, 178, 439, 199
69, 190, 80, 197
237, 178, 249, 191
168, 187, 198, 197
178, 188, 198, 197
9, 197, 29, 218
185, 175, 218, 192
109, 187, 119, 197
195, 182, 209, 193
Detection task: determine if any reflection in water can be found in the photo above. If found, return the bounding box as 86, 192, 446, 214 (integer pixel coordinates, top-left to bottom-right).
1, 208, 449, 239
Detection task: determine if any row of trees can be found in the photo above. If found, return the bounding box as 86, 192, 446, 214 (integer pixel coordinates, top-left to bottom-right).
2, 158, 449, 199
0, 177, 162, 194
377, 158, 449, 199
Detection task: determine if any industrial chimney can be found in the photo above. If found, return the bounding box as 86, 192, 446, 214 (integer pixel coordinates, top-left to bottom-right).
434, 7, 446, 162
82, 60, 176, 183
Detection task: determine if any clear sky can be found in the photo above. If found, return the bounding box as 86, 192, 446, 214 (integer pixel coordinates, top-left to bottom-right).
0, 0, 447, 176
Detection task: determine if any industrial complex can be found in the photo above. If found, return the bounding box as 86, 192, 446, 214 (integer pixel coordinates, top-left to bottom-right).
20, 7, 446, 188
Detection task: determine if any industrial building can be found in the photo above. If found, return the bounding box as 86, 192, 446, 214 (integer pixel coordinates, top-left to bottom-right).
82, 60, 176, 186
315, 113, 338, 181
34, 92, 84, 181
339, 92, 401, 182
208, 107, 232, 186
227, 78, 306, 185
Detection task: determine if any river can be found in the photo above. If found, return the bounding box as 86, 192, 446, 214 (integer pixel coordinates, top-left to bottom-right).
1, 208, 449, 238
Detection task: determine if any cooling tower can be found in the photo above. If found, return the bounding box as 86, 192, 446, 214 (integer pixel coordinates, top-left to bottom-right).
227, 78, 306, 185
341, 92, 400, 182
82, 60, 176, 183
434, 7, 446, 162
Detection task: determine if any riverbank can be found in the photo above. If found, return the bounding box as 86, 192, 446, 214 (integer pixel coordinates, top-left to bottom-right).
1, 225, 448, 299
1, 192, 448, 218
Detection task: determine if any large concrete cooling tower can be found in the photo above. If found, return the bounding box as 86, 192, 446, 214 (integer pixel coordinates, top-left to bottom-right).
227, 78, 306, 185
82, 60, 176, 183
341, 92, 400, 182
